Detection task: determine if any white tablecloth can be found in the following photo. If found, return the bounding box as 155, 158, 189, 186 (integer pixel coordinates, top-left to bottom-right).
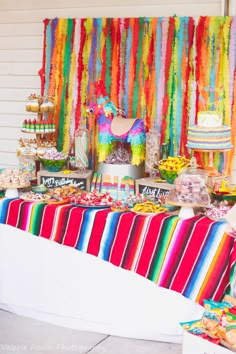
0, 223, 204, 343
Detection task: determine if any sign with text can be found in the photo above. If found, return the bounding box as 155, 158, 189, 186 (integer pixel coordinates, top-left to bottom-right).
138, 184, 170, 200
135, 178, 172, 200
37, 170, 93, 190
39, 175, 87, 189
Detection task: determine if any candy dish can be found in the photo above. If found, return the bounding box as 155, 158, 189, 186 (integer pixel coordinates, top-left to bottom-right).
71, 190, 113, 206
46, 197, 70, 205
131, 208, 167, 216
39, 157, 67, 172
32, 184, 48, 193
110, 207, 129, 212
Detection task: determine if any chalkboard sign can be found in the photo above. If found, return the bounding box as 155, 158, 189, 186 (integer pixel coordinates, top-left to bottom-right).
39, 175, 87, 189
138, 184, 170, 200
37, 170, 93, 190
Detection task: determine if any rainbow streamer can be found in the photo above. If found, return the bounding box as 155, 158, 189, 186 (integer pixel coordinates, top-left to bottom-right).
41, 16, 236, 173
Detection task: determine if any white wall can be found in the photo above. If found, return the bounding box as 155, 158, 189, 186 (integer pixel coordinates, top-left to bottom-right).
0, 0, 226, 171
229, 0, 236, 15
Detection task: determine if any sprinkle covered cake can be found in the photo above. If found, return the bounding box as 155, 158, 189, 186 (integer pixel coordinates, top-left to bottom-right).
187, 111, 233, 150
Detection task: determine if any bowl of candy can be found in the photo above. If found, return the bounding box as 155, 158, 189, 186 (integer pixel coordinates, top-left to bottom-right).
158, 156, 190, 184
32, 184, 48, 193
38, 149, 67, 172
110, 200, 129, 212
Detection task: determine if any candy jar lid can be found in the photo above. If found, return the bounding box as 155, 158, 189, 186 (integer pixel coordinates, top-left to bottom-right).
179, 157, 208, 180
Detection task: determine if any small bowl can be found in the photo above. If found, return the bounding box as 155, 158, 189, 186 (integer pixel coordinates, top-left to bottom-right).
39, 158, 67, 172
32, 184, 48, 194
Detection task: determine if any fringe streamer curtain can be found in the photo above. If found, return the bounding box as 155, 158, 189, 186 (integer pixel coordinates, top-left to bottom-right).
41, 16, 236, 172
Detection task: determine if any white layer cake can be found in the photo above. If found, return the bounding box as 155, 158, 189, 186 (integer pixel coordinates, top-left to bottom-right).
197, 111, 222, 127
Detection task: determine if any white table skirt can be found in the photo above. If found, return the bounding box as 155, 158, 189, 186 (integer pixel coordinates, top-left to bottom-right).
0, 223, 204, 343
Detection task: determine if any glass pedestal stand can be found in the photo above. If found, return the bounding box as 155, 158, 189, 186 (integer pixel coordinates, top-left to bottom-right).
178, 205, 195, 218
5, 188, 19, 198
190, 148, 232, 176
167, 201, 208, 219
0, 184, 30, 198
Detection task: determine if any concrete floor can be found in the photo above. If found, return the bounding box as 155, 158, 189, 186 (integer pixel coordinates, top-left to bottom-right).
0, 310, 182, 354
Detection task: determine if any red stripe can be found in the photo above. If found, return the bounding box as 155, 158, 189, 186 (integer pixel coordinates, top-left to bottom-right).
198, 235, 235, 302
52, 205, 73, 243
5, 199, 24, 227
87, 209, 111, 256
62, 207, 86, 247
158, 216, 200, 288
135, 213, 170, 277
39, 204, 60, 239
168, 217, 215, 292
109, 212, 137, 266
121, 215, 147, 270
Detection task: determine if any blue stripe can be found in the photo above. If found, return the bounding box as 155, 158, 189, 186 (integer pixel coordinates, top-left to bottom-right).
98, 212, 122, 260
0, 198, 16, 224
183, 221, 224, 298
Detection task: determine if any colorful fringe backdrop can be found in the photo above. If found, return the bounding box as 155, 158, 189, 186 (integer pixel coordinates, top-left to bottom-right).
40, 16, 236, 173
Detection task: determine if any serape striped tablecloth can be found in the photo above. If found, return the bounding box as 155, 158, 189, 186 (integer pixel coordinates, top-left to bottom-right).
0, 197, 235, 305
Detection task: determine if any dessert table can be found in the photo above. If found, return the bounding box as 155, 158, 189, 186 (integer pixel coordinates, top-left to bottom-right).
0, 197, 235, 342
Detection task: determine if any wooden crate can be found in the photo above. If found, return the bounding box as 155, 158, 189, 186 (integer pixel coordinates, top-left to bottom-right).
37, 170, 93, 191
135, 178, 172, 200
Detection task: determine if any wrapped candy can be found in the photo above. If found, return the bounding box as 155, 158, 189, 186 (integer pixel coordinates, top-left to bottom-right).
168, 159, 210, 206
205, 201, 231, 220
105, 144, 131, 164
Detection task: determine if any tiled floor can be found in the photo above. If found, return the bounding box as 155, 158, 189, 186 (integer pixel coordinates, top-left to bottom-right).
0, 310, 182, 354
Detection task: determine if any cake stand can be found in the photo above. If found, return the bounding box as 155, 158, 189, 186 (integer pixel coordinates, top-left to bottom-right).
0, 183, 30, 198
166, 201, 209, 219
190, 148, 232, 176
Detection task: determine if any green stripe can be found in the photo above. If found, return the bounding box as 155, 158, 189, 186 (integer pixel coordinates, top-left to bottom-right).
58, 20, 74, 151
149, 215, 179, 282
29, 203, 46, 235
105, 19, 112, 95
132, 18, 144, 117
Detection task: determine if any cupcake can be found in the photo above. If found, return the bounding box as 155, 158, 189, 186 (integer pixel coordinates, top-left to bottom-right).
26, 102, 31, 112
47, 101, 54, 112
30, 100, 40, 112
40, 101, 49, 113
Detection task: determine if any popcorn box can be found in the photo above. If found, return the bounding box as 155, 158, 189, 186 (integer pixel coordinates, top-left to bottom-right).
135, 178, 172, 201
182, 331, 233, 354
37, 170, 93, 190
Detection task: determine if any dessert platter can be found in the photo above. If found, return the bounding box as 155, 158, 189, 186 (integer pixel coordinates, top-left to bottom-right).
70, 190, 113, 208
0, 169, 30, 198
20, 191, 51, 203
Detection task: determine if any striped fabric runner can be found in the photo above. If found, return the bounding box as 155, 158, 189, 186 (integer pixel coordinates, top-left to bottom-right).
0, 198, 235, 305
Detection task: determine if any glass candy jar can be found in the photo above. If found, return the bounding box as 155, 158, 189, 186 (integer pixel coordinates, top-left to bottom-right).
75, 124, 89, 172
18, 154, 36, 180
145, 128, 160, 176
